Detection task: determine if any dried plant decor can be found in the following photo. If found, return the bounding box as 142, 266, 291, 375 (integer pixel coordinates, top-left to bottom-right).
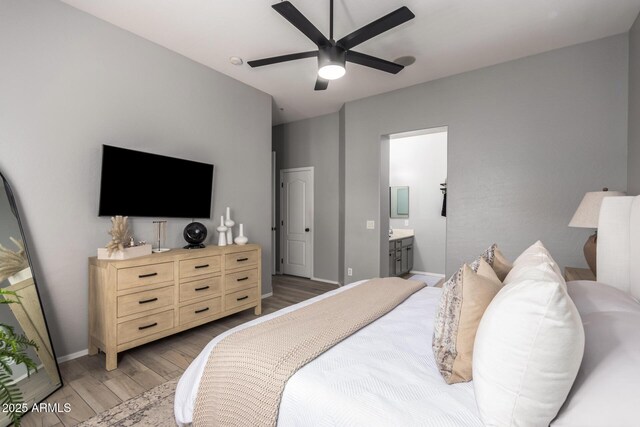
105, 216, 131, 256
0, 237, 29, 283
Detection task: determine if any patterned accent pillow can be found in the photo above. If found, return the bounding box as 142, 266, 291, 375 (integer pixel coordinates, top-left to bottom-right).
432, 244, 498, 383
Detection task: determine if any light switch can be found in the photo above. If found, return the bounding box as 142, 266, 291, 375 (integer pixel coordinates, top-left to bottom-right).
366, 220, 375, 229
404, 220, 409, 226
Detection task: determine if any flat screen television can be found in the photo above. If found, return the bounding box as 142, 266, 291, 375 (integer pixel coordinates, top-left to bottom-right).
98, 145, 214, 218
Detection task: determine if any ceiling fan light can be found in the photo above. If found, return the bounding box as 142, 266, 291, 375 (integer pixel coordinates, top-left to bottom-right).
318, 46, 346, 80
318, 64, 346, 80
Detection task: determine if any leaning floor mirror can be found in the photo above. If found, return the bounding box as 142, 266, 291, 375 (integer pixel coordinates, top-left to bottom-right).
0, 173, 61, 425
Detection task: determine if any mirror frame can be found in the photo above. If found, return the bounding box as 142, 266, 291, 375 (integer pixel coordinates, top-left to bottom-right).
0, 172, 63, 407
390, 186, 410, 218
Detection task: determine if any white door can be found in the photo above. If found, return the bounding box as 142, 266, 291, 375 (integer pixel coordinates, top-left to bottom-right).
281, 167, 313, 278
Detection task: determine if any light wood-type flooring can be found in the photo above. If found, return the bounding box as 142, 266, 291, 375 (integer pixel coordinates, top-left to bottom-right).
21, 275, 338, 427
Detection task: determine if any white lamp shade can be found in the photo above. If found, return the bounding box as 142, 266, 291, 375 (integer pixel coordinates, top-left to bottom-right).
569, 190, 626, 228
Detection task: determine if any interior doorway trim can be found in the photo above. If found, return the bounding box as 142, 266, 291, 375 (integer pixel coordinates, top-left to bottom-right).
272, 151, 277, 275
381, 125, 449, 278
280, 166, 314, 279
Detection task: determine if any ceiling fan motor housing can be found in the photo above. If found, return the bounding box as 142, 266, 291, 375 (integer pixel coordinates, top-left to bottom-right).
319, 45, 346, 70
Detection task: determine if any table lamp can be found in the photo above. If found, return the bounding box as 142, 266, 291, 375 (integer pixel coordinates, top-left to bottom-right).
569, 188, 625, 275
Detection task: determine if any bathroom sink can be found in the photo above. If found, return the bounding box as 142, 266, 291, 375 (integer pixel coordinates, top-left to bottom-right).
389, 228, 414, 241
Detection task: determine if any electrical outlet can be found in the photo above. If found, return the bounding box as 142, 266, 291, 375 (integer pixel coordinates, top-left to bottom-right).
404, 219, 409, 226
347, 268, 353, 276
366, 220, 375, 230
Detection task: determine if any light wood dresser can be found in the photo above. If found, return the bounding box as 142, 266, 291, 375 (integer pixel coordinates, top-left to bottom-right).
88, 244, 261, 370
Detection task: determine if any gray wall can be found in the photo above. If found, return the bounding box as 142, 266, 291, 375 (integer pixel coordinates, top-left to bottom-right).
629, 14, 640, 195
0, 0, 272, 358
389, 132, 447, 274
344, 34, 628, 281
272, 113, 340, 283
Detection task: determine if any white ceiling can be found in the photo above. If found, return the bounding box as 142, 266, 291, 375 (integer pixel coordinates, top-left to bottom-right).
61, 0, 640, 124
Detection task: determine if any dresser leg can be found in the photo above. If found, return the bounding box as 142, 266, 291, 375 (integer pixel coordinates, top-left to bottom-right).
88, 342, 98, 356
105, 352, 117, 371
254, 303, 262, 316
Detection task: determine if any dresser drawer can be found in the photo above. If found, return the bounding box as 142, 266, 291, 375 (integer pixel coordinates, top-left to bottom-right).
117, 285, 174, 318
179, 256, 221, 279
117, 262, 174, 291
225, 268, 259, 293
179, 297, 222, 326
225, 250, 258, 270
180, 276, 222, 302
224, 287, 259, 311
117, 310, 174, 345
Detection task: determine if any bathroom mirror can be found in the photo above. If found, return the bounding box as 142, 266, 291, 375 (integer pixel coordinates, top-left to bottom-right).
0, 172, 61, 425
390, 186, 410, 218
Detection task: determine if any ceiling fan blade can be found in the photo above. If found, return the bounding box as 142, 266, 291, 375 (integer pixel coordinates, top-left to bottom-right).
337, 6, 415, 51
346, 51, 404, 74
272, 1, 330, 47
314, 77, 329, 91
248, 51, 318, 67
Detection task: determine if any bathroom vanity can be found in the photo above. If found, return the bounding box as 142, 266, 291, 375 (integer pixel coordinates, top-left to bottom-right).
389, 229, 414, 276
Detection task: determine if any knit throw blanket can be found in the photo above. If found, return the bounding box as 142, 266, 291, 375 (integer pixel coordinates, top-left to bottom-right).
192, 277, 425, 426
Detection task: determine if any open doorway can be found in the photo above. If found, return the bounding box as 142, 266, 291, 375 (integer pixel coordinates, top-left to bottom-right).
386, 127, 447, 286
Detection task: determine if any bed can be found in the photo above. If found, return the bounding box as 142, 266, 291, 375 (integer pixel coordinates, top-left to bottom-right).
175, 195, 640, 426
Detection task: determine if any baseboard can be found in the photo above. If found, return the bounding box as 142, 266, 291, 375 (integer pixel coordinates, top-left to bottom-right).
261, 292, 273, 299
12, 363, 44, 383
311, 277, 340, 285
57, 348, 88, 363
409, 270, 445, 278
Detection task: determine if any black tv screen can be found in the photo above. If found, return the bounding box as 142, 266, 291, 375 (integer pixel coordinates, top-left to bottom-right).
98, 145, 214, 218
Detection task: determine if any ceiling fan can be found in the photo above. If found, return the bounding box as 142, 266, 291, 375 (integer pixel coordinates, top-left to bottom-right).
248, 0, 415, 91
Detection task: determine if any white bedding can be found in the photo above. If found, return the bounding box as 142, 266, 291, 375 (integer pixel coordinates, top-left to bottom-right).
174, 280, 482, 427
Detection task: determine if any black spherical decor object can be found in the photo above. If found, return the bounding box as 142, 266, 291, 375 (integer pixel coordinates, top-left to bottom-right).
183, 222, 207, 249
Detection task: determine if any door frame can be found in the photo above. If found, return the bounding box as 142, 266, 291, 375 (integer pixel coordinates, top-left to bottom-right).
279, 166, 314, 278
271, 151, 277, 275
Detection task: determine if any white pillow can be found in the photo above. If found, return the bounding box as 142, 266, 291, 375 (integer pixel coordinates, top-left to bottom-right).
552, 311, 640, 426
504, 240, 566, 287
473, 279, 585, 426
566, 280, 640, 316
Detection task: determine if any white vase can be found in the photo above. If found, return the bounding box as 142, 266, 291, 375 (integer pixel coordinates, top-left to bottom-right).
225, 207, 235, 245
97, 244, 153, 260
217, 215, 228, 246
234, 224, 248, 245
8, 267, 32, 285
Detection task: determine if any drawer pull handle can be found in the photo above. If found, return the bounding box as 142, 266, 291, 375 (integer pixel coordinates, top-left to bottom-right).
195, 307, 210, 314
195, 286, 210, 291
237, 277, 249, 282
194, 264, 210, 269
139, 297, 158, 304
138, 272, 158, 278
138, 322, 158, 330
237, 257, 249, 262
237, 296, 249, 301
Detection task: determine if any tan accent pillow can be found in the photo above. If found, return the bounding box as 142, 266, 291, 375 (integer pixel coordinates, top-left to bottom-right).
433, 258, 502, 384
492, 248, 513, 282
